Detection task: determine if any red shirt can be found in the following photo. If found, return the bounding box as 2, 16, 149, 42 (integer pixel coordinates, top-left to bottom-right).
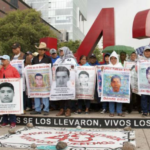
0, 64, 20, 78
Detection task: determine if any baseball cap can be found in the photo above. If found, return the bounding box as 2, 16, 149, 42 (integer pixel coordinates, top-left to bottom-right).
0, 55, 10, 61
11, 42, 21, 49
50, 48, 57, 54
26, 51, 32, 55
89, 54, 96, 58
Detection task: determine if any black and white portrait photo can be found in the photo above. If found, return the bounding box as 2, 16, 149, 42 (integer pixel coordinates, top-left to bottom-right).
76, 66, 96, 99
78, 71, 89, 87
0, 82, 15, 103
55, 66, 70, 87
50, 65, 75, 100
0, 79, 23, 114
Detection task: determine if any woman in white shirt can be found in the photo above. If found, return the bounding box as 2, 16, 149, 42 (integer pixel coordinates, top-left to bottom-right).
54, 47, 77, 117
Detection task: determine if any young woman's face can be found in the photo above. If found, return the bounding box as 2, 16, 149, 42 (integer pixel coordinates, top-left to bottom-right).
80, 56, 87, 65
110, 56, 117, 65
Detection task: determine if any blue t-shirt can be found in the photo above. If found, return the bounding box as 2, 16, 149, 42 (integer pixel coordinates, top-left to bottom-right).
50, 55, 60, 64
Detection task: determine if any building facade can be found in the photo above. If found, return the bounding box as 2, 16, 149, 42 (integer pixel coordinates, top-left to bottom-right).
24, 0, 87, 41
0, 0, 62, 41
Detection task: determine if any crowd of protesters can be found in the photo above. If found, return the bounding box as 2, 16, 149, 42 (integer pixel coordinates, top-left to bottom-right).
0, 41, 150, 128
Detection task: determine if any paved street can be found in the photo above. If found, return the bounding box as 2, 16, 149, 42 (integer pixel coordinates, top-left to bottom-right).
0, 111, 150, 150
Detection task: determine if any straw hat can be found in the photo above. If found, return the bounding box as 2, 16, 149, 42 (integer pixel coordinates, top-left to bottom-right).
35, 42, 49, 50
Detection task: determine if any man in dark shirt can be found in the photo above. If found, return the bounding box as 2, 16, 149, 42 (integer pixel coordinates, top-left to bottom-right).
32, 42, 51, 64
30, 42, 51, 115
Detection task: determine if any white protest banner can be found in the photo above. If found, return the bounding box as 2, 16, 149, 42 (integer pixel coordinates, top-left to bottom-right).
130, 65, 140, 95
50, 64, 75, 100
76, 66, 96, 99
97, 66, 103, 97
138, 61, 150, 95
25, 64, 52, 98
101, 67, 130, 103
124, 61, 136, 69
10, 60, 24, 78
0, 127, 135, 149
0, 78, 23, 114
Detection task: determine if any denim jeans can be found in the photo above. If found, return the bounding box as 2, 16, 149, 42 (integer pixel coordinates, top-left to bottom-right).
141, 94, 150, 114
2, 114, 16, 123
102, 102, 107, 110
34, 97, 49, 112
109, 102, 122, 114
78, 99, 91, 110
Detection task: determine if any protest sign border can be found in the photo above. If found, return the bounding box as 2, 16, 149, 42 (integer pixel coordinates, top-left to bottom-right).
101, 67, 130, 103
138, 61, 150, 95
0, 78, 23, 114
76, 66, 97, 100
50, 64, 76, 100
25, 64, 52, 98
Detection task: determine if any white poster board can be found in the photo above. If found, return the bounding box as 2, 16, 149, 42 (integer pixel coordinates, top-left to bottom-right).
0, 78, 23, 114
101, 67, 130, 103
76, 66, 96, 99
25, 64, 52, 98
10, 60, 24, 78
138, 61, 150, 95
50, 64, 75, 100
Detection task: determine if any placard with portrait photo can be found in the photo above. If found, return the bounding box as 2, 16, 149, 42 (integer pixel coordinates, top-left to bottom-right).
76, 66, 96, 99
124, 61, 136, 69
10, 60, 24, 78
101, 67, 130, 103
50, 64, 75, 100
25, 64, 52, 98
138, 61, 150, 95
0, 78, 23, 114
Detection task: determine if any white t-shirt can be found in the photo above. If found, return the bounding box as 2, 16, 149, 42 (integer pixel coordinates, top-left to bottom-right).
54, 58, 77, 66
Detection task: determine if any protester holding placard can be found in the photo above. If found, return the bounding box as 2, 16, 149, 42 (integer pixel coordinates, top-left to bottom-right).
125, 52, 140, 114
88, 54, 101, 112
138, 46, 150, 116
54, 46, 77, 117
75, 55, 91, 114
0, 55, 20, 128
100, 53, 110, 114
49, 48, 60, 111
107, 51, 124, 117
11, 42, 28, 114
30, 42, 52, 116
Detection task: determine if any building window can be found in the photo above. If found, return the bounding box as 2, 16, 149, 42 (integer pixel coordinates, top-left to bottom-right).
55, 9, 72, 16
10, 0, 18, 8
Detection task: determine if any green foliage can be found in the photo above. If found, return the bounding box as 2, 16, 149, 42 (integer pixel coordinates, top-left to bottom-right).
93, 46, 103, 62
58, 40, 103, 62
0, 9, 57, 56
